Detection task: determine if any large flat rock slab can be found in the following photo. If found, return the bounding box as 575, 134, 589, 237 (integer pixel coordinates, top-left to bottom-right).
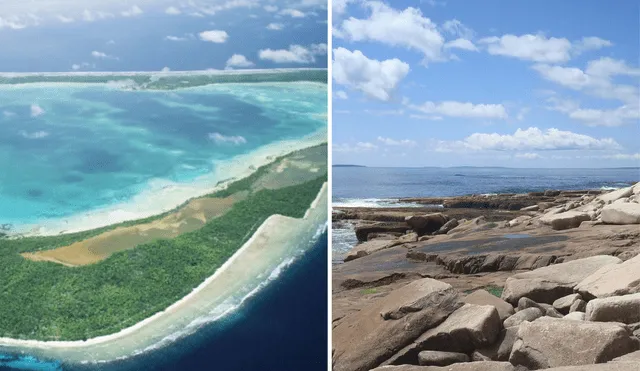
611, 350, 640, 363
332, 278, 461, 371
385, 304, 501, 365
501, 255, 622, 305
509, 317, 640, 369
344, 239, 400, 262
602, 203, 640, 225
586, 293, 640, 324
540, 210, 591, 230
463, 289, 515, 321
598, 186, 635, 204
576, 254, 640, 299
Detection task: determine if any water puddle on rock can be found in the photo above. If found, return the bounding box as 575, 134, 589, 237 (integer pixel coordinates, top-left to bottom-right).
502, 234, 531, 239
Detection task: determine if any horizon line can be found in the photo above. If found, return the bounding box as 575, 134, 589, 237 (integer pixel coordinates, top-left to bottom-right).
0, 68, 328, 77
333, 164, 640, 170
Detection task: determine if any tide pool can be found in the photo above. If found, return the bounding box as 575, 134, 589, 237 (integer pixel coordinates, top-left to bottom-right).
0, 74, 326, 233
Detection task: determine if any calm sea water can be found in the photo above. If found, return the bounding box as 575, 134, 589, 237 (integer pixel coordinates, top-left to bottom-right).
0, 80, 326, 230
0, 234, 328, 371
332, 166, 640, 263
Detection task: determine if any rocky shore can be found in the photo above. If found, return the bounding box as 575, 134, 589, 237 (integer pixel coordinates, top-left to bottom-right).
332, 183, 640, 371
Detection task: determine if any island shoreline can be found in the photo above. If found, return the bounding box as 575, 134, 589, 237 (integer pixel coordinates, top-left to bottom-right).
5, 128, 327, 237
0, 183, 328, 360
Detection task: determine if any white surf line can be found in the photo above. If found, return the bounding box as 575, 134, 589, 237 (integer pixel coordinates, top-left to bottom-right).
0, 183, 327, 351
11, 128, 327, 237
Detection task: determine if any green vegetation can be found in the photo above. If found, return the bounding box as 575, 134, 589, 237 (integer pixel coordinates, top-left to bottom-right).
0, 171, 325, 341
485, 222, 498, 229
465, 286, 503, 297
484, 285, 504, 297
361, 288, 379, 295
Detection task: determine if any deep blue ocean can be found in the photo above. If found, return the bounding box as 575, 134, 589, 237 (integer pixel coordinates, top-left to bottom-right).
0, 234, 328, 371
333, 166, 640, 207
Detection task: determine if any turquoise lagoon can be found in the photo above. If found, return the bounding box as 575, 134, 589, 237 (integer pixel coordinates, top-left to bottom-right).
0, 70, 327, 235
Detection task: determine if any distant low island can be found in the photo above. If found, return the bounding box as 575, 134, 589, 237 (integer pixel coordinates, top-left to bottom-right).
333, 164, 367, 168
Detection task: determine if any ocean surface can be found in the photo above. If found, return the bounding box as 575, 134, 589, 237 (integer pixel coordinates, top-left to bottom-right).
332, 166, 640, 263
0, 233, 328, 371
0, 71, 326, 233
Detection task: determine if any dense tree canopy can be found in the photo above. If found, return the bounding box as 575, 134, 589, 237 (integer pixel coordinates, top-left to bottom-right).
0, 158, 325, 341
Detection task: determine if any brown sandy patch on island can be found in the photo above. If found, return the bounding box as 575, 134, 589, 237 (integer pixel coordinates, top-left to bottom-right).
22, 145, 327, 267
22, 193, 244, 266
253, 146, 327, 191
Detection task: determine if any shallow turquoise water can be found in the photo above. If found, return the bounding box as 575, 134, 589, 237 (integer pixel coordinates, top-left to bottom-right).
0, 80, 326, 230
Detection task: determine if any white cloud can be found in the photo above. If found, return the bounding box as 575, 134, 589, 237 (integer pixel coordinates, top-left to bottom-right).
408, 100, 508, 119
333, 142, 378, 153
264, 5, 278, 12
280, 8, 305, 17
199, 30, 229, 43
534, 57, 640, 126
266, 23, 284, 30
165, 6, 181, 15
259, 43, 327, 64
165, 35, 187, 41
442, 19, 474, 40
3, 110, 16, 117
409, 114, 443, 121
377, 136, 416, 146
515, 152, 541, 159
573, 36, 613, 54
30, 104, 45, 117
121, 5, 143, 17
332, 47, 410, 101
71, 62, 92, 70
435, 127, 620, 152
91, 50, 118, 60
335, 2, 447, 64
19, 130, 49, 139
335, 90, 348, 100
444, 38, 477, 51
225, 54, 254, 69
161, 67, 171, 72
480, 34, 614, 63
208, 132, 247, 145
57, 15, 74, 23
0, 16, 30, 29
333, 0, 354, 15
479, 34, 572, 63
603, 153, 640, 160
567, 105, 639, 127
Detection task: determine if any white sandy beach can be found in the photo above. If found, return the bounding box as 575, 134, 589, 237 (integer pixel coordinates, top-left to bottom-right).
0, 183, 328, 363
10, 127, 327, 237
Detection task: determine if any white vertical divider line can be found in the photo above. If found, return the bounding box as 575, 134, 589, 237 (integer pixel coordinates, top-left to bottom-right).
327, 1, 334, 369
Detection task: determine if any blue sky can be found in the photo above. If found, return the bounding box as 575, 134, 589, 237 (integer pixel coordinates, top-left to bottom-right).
0, 0, 327, 72
332, 0, 640, 168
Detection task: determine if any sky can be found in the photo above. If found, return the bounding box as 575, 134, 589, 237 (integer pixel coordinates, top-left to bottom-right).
0, 0, 328, 72
332, 0, 640, 168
